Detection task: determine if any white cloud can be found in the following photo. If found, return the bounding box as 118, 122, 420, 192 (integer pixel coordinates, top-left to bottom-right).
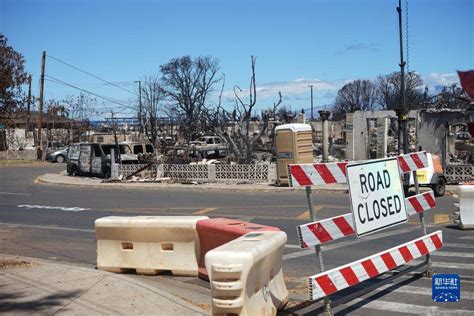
221, 78, 337, 102
423, 72, 459, 87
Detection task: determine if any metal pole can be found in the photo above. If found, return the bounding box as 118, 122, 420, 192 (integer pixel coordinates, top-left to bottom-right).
305, 186, 331, 314
412, 170, 433, 276
309, 85, 314, 121
397, 0, 408, 154
398, 0, 432, 277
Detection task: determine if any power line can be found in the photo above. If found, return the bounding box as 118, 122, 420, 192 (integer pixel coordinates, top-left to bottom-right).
46, 54, 138, 96
45, 75, 134, 112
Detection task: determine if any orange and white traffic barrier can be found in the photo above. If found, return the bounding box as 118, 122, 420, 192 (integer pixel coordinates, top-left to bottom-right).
205, 231, 288, 316
288, 151, 429, 187
95, 216, 208, 276
308, 231, 443, 300
297, 191, 437, 248
196, 218, 280, 280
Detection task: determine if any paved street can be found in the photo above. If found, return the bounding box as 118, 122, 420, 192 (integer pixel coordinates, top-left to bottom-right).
1, 163, 474, 315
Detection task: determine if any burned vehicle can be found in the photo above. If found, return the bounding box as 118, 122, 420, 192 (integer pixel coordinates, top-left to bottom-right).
101, 143, 139, 164
67, 143, 139, 178
67, 143, 112, 178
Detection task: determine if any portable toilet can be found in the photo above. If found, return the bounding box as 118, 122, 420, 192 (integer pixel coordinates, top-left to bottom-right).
275, 123, 313, 185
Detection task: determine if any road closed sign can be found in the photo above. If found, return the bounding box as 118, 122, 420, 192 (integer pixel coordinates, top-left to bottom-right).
347, 157, 407, 237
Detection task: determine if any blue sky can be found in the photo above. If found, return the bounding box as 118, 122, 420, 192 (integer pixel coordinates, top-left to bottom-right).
1, 0, 473, 118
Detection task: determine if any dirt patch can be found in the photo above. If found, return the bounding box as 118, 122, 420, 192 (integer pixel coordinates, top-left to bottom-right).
172, 293, 211, 312
0, 256, 37, 269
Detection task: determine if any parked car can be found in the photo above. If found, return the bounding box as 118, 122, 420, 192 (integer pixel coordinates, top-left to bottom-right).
46, 146, 68, 163
67, 143, 111, 178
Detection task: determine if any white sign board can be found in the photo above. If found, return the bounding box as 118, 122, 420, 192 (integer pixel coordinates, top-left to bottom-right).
347, 157, 407, 237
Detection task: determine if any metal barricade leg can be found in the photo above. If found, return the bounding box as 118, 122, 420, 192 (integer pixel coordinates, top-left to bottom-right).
412, 170, 433, 277
305, 186, 332, 315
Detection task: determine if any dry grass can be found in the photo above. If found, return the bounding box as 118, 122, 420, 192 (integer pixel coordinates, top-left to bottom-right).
0, 257, 37, 269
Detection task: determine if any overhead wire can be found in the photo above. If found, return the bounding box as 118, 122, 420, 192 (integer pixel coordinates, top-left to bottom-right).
46, 54, 138, 96
44, 75, 135, 114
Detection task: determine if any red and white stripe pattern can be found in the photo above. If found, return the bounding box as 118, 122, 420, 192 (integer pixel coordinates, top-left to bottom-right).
396, 151, 429, 174
308, 231, 443, 301
297, 213, 354, 248
288, 151, 429, 187
297, 191, 437, 248
288, 162, 348, 187
405, 191, 436, 216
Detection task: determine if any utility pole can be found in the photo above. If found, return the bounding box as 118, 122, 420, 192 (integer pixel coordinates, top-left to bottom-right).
309, 85, 314, 121
26, 75, 32, 140
111, 111, 121, 165
397, 0, 408, 154
36, 51, 46, 160
135, 80, 143, 138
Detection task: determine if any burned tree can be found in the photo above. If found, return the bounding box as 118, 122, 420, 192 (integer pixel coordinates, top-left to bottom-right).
376, 72, 424, 110
207, 56, 282, 163
332, 79, 377, 119
139, 74, 166, 149
160, 56, 220, 142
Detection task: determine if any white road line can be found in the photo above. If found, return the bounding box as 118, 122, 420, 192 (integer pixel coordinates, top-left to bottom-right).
18, 204, 89, 212
444, 242, 474, 249
0, 222, 94, 233
283, 226, 419, 261
0, 192, 32, 196
433, 251, 474, 259
347, 297, 469, 315
460, 236, 474, 240
285, 244, 302, 249
408, 260, 474, 271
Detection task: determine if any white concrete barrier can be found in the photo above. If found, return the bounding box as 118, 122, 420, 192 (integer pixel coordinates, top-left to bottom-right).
95, 216, 208, 276
454, 186, 474, 230
205, 231, 288, 316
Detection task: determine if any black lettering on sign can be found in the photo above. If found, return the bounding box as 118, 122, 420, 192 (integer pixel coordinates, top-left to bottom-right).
383, 170, 391, 188
358, 203, 366, 223
394, 195, 401, 213
373, 199, 381, 219
381, 197, 388, 217
387, 196, 395, 215
366, 202, 374, 222
368, 172, 375, 191
377, 172, 384, 190
360, 174, 368, 194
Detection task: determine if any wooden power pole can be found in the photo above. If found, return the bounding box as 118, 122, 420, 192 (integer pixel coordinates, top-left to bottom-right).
36, 51, 46, 160
26, 76, 32, 140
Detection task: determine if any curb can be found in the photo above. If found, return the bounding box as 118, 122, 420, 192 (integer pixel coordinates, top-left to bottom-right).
35, 173, 460, 194
35, 173, 349, 193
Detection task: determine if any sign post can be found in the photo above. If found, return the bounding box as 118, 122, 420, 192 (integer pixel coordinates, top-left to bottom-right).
347, 157, 408, 237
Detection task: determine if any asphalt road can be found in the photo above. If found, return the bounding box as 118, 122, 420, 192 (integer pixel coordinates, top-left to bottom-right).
1, 163, 473, 315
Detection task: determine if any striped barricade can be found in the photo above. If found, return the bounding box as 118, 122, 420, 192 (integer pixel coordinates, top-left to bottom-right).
288, 151, 428, 187
297, 191, 437, 248
308, 231, 443, 300
205, 231, 288, 316
288, 152, 439, 309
